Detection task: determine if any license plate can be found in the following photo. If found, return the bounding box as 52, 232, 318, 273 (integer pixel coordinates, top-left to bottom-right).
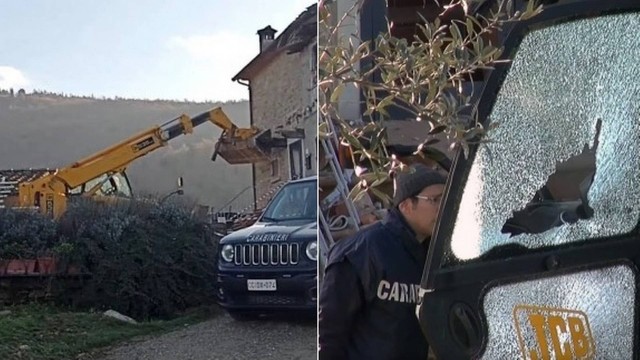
247, 279, 277, 291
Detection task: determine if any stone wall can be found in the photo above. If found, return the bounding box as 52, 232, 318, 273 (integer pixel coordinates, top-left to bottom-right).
250, 42, 317, 209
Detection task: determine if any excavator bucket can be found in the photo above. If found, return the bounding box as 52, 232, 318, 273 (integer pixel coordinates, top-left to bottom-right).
214, 138, 269, 164
212, 130, 274, 164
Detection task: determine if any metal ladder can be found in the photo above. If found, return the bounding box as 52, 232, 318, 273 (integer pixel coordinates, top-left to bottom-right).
318, 117, 360, 278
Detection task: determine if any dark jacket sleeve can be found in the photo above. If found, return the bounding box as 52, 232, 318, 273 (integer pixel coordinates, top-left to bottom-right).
318, 259, 364, 360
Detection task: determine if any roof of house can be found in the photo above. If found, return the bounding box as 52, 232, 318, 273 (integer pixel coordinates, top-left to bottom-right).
232, 4, 317, 82
0, 169, 55, 196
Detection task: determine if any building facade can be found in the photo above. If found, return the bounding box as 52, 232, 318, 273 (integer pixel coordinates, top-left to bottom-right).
233, 4, 317, 209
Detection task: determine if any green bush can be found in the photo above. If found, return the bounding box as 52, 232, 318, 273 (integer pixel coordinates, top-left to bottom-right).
0, 209, 58, 258
0, 199, 220, 320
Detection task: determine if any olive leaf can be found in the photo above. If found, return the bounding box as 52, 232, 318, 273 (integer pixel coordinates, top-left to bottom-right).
319, 0, 542, 203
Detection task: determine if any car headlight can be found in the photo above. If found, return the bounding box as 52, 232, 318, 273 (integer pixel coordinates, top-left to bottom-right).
305, 240, 317, 261
221, 244, 234, 262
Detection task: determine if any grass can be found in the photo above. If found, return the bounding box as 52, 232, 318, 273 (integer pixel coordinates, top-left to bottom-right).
0, 303, 219, 360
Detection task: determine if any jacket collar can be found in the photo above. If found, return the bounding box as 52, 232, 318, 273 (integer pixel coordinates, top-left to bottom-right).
383, 208, 428, 264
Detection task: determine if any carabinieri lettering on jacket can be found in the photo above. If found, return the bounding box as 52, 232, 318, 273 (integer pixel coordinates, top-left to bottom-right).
376, 280, 421, 303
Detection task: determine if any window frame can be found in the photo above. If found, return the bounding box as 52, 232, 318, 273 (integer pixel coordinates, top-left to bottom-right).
419, 2, 640, 358
424, 0, 640, 290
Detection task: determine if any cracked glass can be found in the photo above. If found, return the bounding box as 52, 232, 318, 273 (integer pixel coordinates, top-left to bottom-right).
447, 12, 640, 262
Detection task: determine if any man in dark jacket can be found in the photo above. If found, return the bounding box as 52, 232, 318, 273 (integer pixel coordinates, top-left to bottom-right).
318, 163, 447, 360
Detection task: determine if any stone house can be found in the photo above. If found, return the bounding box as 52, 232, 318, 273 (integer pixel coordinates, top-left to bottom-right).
232, 4, 317, 210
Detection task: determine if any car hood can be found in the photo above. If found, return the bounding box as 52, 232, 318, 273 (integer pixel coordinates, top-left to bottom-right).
220, 220, 317, 244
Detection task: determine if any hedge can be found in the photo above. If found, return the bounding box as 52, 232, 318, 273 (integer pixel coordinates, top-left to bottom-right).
0, 198, 220, 320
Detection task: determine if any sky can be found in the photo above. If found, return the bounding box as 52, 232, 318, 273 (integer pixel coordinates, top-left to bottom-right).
0, 0, 313, 102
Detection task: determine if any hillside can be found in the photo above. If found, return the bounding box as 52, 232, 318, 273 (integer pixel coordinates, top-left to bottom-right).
0, 92, 253, 212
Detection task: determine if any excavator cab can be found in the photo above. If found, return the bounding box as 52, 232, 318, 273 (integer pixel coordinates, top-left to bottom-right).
418, 1, 640, 358
69, 171, 133, 198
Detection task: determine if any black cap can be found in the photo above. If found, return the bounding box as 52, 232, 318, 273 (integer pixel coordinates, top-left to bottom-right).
393, 164, 447, 207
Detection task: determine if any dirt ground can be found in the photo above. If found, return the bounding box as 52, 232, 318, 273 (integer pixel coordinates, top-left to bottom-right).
95, 312, 316, 360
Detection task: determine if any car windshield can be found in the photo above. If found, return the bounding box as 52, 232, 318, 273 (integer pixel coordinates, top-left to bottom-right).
261, 180, 317, 222
444, 12, 640, 265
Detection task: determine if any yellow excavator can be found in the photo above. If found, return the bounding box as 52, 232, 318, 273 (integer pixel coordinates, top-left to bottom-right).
0, 107, 266, 219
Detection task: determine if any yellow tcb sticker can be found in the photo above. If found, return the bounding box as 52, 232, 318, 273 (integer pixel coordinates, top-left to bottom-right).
513, 305, 595, 360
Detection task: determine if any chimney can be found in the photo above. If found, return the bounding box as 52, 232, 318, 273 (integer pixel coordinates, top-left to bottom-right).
257, 25, 277, 52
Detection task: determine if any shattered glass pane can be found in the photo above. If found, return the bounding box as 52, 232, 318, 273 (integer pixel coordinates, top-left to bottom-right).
448, 13, 640, 262
480, 264, 635, 359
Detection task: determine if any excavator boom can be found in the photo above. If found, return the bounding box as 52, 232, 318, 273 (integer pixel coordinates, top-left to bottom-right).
8, 107, 259, 219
